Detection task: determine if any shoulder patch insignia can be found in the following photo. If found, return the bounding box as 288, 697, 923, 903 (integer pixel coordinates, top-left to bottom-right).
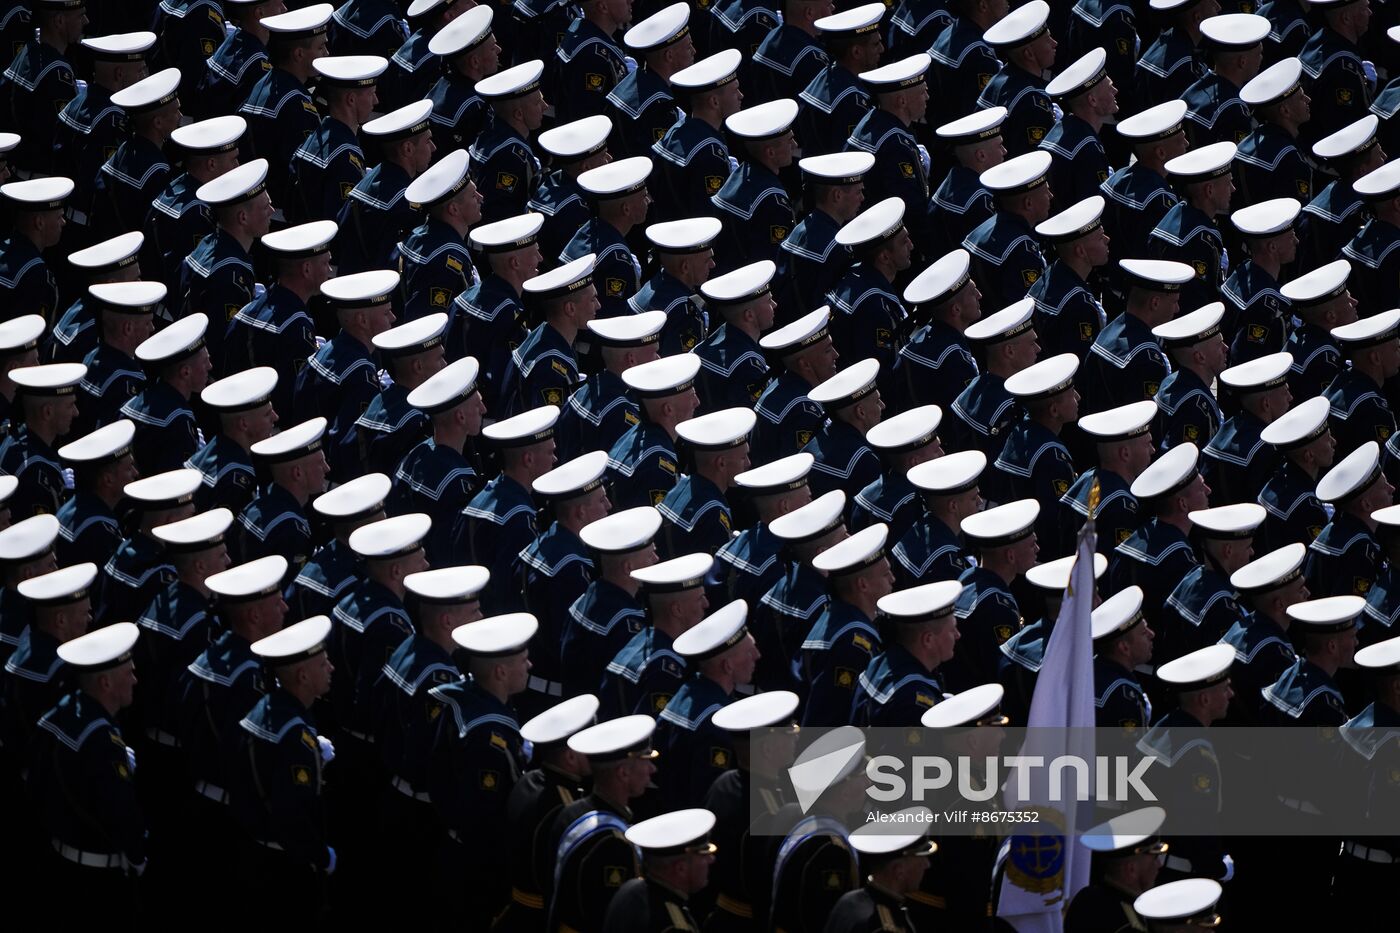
994, 624, 1015, 644
770, 225, 790, 244
719, 510, 731, 532
480, 769, 499, 789
226, 303, 241, 321
659, 457, 678, 474
496, 171, 518, 191
604, 865, 627, 887
116, 761, 132, 780
977, 73, 992, 90
653, 127, 667, 142
551, 358, 573, 378
445, 256, 464, 274
606, 277, 625, 297
586, 73, 605, 90
262, 60, 272, 71
489, 731, 508, 751
302, 100, 319, 116
300, 729, 317, 756
1191, 260, 1207, 278
1053, 478, 1069, 496
916, 692, 937, 708
823, 870, 845, 890
1079, 322, 1094, 341
1028, 126, 1045, 143
852, 633, 873, 653
710, 747, 730, 768
340, 181, 354, 199
1117, 527, 1133, 545
292, 765, 312, 785
796, 430, 814, 448
349, 153, 364, 172
835, 667, 856, 688
1379, 425, 1392, 442
898, 162, 915, 179
705, 175, 724, 195
651, 692, 673, 713
1248, 324, 1268, 342
624, 410, 640, 426
201, 38, 216, 56
543, 387, 564, 406
1338, 87, 1353, 104
1145, 381, 1160, 397
1297, 179, 1310, 198
651, 489, 667, 505
430, 287, 451, 308
1022, 269, 1039, 287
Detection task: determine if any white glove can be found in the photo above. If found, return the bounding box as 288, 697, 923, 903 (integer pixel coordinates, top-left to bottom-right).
195, 428, 206, 448
624, 55, 638, 74
253, 282, 266, 299
1220, 248, 1230, 277
1221, 854, 1235, 882
727, 155, 739, 174
62, 468, 75, 491
917, 143, 930, 175
317, 734, 336, 764
125, 746, 137, 774
76, 79, 87, 93
225, 21, 235, 37
1052, 102, 1064, 122
314, 335, 327, 350
378, 368, 393, 390
326, 846, 338, 874
1364, 60, 1378, 88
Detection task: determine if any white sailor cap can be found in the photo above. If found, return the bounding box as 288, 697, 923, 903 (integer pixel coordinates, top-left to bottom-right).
10, 362, 85, 398
1231, 197, 1301, 237
580, 506, 663, 554
936, 106, 1008, 146
523, 254, 596, 301
878, 580, 961, 623
1, 177, 74, 211
57, 420, 134, 468
1314, 114, 1381, 163
89, 281, 164, 315
405, 148, 471, 208
262, 220, 337, 259
587, 310, 666, 349
110, 67, 180, 114
349, 513, 431, 561
428, 5, 494, 57
202, 367, 277, 414
1354, 633, 1400, 674
622, 353, 701, 399
197, 159, 268, 207
58, 622, 139, 671
1200, 12, 1270, 47
671, 48, 741, 95
835, 197, 907, 250
321, 269, 399, 311
711, 690, 801, 731
1078, 400, 1157, 441
1317, 440, 1383, 503
364, 99, 434, 143
136, 313, 207, 365
1333, 306, 1400, 347
1005, 353, 1079, 400
907, 449, 986, 494
1130, 441, 1200, 500
980, 150, 1052, 195
533, 450, 610, 502
406, 356, 480, 414
1046, 47, 1108, 100
1188, 502, 1265, 539
1091, 585, 1146, 640
768, 490, 846, 543
170, 115, 246, 154
1231, 542, 1306, 593
677, 408, 756, 451
1280, 259, 1350, 306
578, 156, 654, 201
1115, 100, 1188, 142
124, 468, 202, 510
470, 213, 544, 253
905, 249, 973, 306
1131, 874, 1220, 924
960, 499, 1039, 547
1241, 56, 1304, 107
1080, 808, 1168, 857
798, 150, 875, 186
250, 417, 326, 464
816, 2, 884, 39
1150, 0, 1208, 9
1374, 502, 1400, 533
18, 562, 98, 606
481, 404, 560, 448
632, 552, 713, 593
920, 683, 1007, 727
68, 231, 143, 276
521, 694, 601, 746
262, 3, 333, 39
0, 133, 15, 160
205, 555, 287, 602
371, 312, 448, 358
1025, 552, 1108, 591
1164, 141, 1236, 182
0, 314, 45, 357
847, 815, 938, 860
81, 31, 157, 61
965, 297, 1035, 344
452, 612, 538, 656
624, 2, 690, 52
865, 404, 941, 455
1261, 394, 1331, 449
984, 0, 1049, 47
760, 306, 832, 358
312, 472, 391, 521
0, 514, 58, 563
808, 358, 879, 411
476, 59, 545, 101
251, 615, 333, 666
735, 453, 814, 495
1157, 643, 1234, 693
0, 476, 15, 508
313, 54, 389, 88
646, 217, 723, 254
626, 809, 718, 857
1219, 350, 1292, 393
1288, 594, 1365, 633
700, 259, 776, 309
152, 508, 234, 553
405, 0, 454, 20
674, 599, 750, 660
1036, 195, 1105, 244
537, 115, 612, 161
567, 714, 659, 761
813, 523, 888, 577
1119, 258, 1195, 293
859, 52, 932, 93
726, 99, 800, 140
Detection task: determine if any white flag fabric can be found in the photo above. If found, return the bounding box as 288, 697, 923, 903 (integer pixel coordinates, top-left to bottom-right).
995, 521, 1098, 932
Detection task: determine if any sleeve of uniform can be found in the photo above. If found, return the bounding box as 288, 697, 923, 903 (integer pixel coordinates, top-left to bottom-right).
796, 838, 858, 933
429, 717, 520, 834
571, 830, 640, 925
525, 355, 578, 410
269, 726, 332, 869
91, 727, 147, 865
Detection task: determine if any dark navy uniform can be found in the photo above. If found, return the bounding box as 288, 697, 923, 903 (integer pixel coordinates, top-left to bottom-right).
1081, 312, 1172, 414
744, 555, 819, 690
56, 491, 122, 568
1181, 71, 1252, 147
769, 815, 858, 933
891, 512, 970, 588
894, 319, 979, 411
601, 627, 687, 718
712, 519, 783, 607
223, 285, 317, 424
373, 632, 457, 798
292, 331, 379, 481
802, 419, 880, 502
134, 580, 215, 742
652, 113, 732, 222
1259, 0, 1310, 62
1234, 123, 1313, 206
178, 229, 256, 370
1221, 611, 1296, 725
329, 0, 408, 58
1109, 518, 1198, 623
458, 474, 537, 610
627, 269, 706, 356
174, 629, 268, 805
850, 642, 942, 727
556, 371, 638, 463
0, 425, 66, 518
53, 81, 125, 196
426, 68, 490, 155
288, 116, 367, 225
1305, 512, 1381, 599
355, 382, 428, 477
239, 67, 320, 209
450, 274, 527, 415
196, 27, 270, 121
750, 22, 827, 104
798, 62, 870, 158
1222, 260, 1289, 363
1066, 2, 1136, 106
498, 765, 584, 933
851, 467, 918, 542
827, 265, 905, 383
399, 218, 476, 318
391, 438, 480, 565
1099, 164, 1177, 274
2, 38, 77, 174
1300, 24, 1371, 144
335, 161, 418, 275
929, 16, 1000, 107
1041, 114, 1112, 208
501, 321, 579, 415
290, 536, 359, 622
1202, 411, 1274, 507
549, 796, 638, 933
962, 210, 1048, 312
150, 0, 226, 100
1257, 457, 1329, 555
1288, 321, 1344, 400
1262, 656, 1348, 726
654, 673, 733, 808
990, 421, 1077, 556
530, 169, 590, 266
978, 63, 1054, 157
602, 876, 703, 932
551, 16, 627, 119
379, 29, 442, 113
1094, 656, 1149, 731
231, 482, 313, 573
824, 884, 915, 933
561, 218, 641, 319
3, 627, 67, 752
97, 533, 177, 629
887, 0, 951, 58
517, 521, 592, 700
774, 208, 852, 323
945, 372, 1016, 459
1147, 201, 1225, 312
848, 109, 930, 250
1028, 259, 1107, 360
926, 165, 995, 263
607, 420, 681, 509
712, 160, 796, 271
0, 233, 59, 323
752, 370, 824, 462
77, 344, 145, 435
330, 577, 412, 735
559, 578, 645, 697
148, 172, 215, 296
799, 599, 880, 727
1133, 26, 1205, 110
1064, 880, 1148, 933
1061, 467, 1140, 556
120, 380, 200, 477
1162, 563, 1243, 661
424, 678, 523, 837
1297, 176, 1367, 273
693, 322, 768, 414
49, 292, 103, 366
91, 137, 173, 245
1342, 218, 1400, 319
946, 566, 1021, 694
1326, 366, 1397, 456
657, 474, 732, 561
606, 67, 679, 160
